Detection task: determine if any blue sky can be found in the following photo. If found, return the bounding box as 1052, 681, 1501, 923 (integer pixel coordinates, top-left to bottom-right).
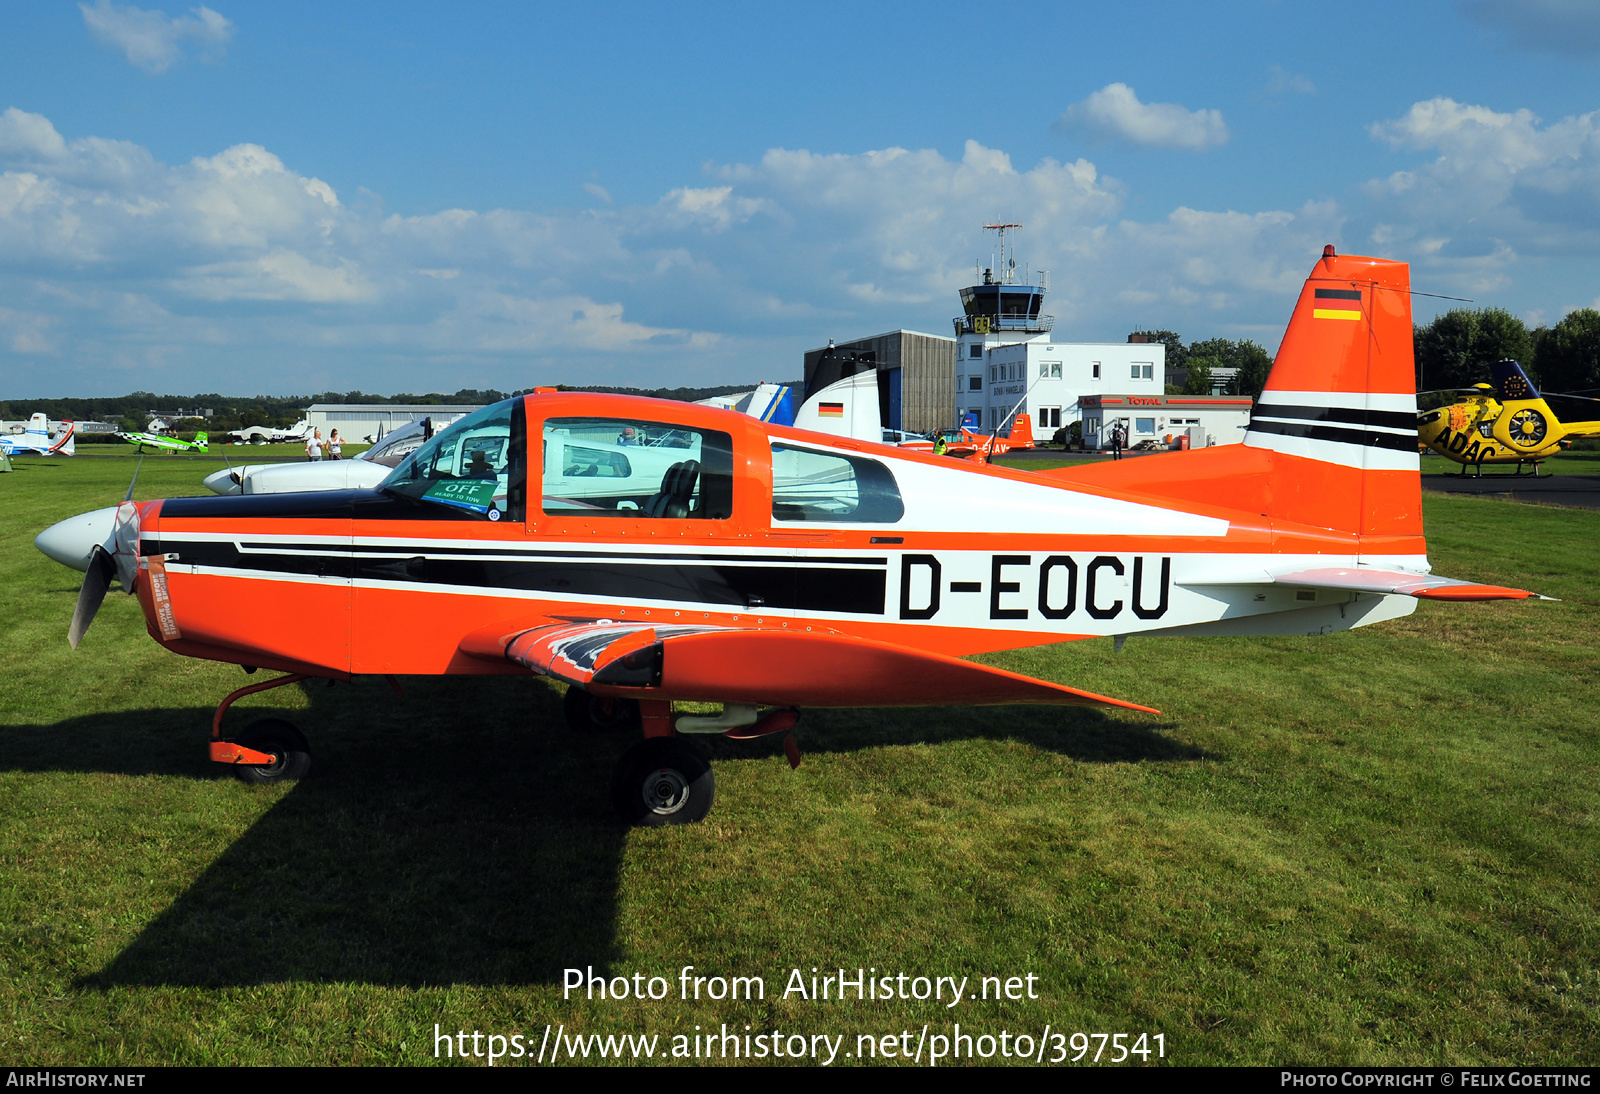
1, 0, 1599, 396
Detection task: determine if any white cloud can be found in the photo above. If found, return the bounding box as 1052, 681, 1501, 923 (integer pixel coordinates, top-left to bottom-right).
1265, 66, 1317, 96
1365, 97, 1600, 263
1054, 83, 1229, 151
0, 108, 1367, 394
80, 0, 234, 74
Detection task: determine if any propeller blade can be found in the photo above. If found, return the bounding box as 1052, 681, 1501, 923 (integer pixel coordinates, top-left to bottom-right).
124, 456, 142, 502
68, 545, 116, 649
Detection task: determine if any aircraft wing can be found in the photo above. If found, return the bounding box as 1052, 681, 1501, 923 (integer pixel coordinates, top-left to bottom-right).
1265, 567, 1541, 601
460, 620, 1157, 712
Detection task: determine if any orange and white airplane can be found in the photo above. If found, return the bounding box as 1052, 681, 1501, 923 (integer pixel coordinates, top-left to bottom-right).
36, 247, 1538, 825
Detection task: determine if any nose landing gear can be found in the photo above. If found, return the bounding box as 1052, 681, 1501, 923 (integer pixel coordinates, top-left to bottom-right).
208, 671, 314, 784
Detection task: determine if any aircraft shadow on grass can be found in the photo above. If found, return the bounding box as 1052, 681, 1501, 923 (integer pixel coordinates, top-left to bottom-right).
0, 675, 1205, 989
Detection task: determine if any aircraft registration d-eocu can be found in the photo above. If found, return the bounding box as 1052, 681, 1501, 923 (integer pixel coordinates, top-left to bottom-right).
35, 248, 1539, 825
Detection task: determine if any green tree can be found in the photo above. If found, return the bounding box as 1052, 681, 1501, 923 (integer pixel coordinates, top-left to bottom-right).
1533, 309, 1600, 394
1414, 308, 1533, 394
1185, 337, 1273, 397
1181, 357, 1217, 395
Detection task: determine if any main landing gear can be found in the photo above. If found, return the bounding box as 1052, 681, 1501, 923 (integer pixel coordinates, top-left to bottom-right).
567, 687, 802, 827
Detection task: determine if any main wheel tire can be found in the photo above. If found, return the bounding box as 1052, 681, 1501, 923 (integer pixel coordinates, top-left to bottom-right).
230, 718, 311, 784
611, 737, 715, 826
564, 686, 640, 733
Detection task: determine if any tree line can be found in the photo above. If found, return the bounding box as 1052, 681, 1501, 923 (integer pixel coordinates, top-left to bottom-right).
0, 383, 760, 432
1413, 307, 1600, 400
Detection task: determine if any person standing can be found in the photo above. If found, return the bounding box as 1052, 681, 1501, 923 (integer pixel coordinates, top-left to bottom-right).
328, 429, 342, 460
307, 428, 323, 462
1111, 421, 1123, 461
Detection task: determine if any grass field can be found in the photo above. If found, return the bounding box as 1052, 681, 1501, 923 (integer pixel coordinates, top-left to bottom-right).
0, 449, 1596, 1066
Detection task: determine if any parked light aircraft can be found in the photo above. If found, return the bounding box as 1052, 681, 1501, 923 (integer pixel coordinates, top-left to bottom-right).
35, 248, 1539, 825
116, 429, 208, 455
1417, 360, 1600, 475
0, 414, 75, 457
228, 419, 310, 445
202, 418, 450, 496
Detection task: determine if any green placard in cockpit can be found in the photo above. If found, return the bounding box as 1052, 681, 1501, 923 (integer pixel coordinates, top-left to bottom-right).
422, 477, 499, 514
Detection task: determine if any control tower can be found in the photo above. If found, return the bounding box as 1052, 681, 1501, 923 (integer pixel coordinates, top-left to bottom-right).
951, 222, 1163, 436
952, 223, 1053, 351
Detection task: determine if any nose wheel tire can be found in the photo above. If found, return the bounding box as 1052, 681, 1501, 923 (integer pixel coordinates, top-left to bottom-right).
230, 718, 311, 784
611, 737, 714, 826
564, 686, 641, 733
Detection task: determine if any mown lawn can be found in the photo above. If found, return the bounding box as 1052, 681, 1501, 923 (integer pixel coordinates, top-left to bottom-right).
0, 450, 1595, 1066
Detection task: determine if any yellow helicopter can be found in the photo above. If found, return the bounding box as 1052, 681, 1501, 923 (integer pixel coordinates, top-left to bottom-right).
1417, 360, 1600, 476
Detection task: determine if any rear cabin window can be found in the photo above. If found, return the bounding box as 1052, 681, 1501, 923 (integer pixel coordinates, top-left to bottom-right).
770, 444, 904, 523
542, 418, 733, 518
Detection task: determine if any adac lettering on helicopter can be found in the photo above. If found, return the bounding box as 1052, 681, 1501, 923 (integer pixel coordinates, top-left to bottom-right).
899, 552, 1170, 623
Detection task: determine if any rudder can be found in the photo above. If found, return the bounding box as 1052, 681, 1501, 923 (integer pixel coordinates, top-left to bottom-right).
1244, 248, 1422, 548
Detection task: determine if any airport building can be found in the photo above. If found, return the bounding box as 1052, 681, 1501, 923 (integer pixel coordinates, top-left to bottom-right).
800, 330, 956, 434
306, 403, 483, 441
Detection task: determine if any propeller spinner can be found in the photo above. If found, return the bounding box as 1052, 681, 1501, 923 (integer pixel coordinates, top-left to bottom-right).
34, 459, 143, 648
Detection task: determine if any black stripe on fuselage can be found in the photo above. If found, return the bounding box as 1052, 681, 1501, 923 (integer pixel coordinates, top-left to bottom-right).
1246, 417, 1417, 452
1252, 402, 1415, 432
142, 537, 887, 615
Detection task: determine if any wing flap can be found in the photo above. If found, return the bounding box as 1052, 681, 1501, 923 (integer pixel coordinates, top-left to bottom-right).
653, 628, 1156, 711
459, 620, 1155, 712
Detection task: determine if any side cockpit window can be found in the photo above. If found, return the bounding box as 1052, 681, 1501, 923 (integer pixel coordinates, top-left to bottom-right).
542, 418, 733, 518
770, 444, 903, 523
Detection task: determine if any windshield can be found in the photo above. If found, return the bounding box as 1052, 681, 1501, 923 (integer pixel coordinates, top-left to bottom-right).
361, 419, 430, 468
381, 399, 525, 520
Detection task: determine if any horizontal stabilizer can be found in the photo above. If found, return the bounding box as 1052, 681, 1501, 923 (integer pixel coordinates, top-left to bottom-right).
461, 619, 1157, 712
1267, 567, 1539, 601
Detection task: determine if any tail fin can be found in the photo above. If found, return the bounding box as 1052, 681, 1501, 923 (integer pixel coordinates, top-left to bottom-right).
1048, 249, 1423, 554
1006, 413, 1035, 449
49, 421, 75, 456
194, 431, 208, 452
1491, 359, 1538, 400
1243, 249, 1420, 544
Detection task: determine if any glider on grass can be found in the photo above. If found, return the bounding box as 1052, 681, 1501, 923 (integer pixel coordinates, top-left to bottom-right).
35, 248, 1540, 826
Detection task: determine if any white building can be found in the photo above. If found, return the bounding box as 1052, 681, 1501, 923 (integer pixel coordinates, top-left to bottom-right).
306, 403, 481, 442
962, 337, 1165, 437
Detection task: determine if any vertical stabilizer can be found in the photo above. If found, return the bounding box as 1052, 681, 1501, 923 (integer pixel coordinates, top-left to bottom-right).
793, 370, 881, 440
1244, 250, 1421, 546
